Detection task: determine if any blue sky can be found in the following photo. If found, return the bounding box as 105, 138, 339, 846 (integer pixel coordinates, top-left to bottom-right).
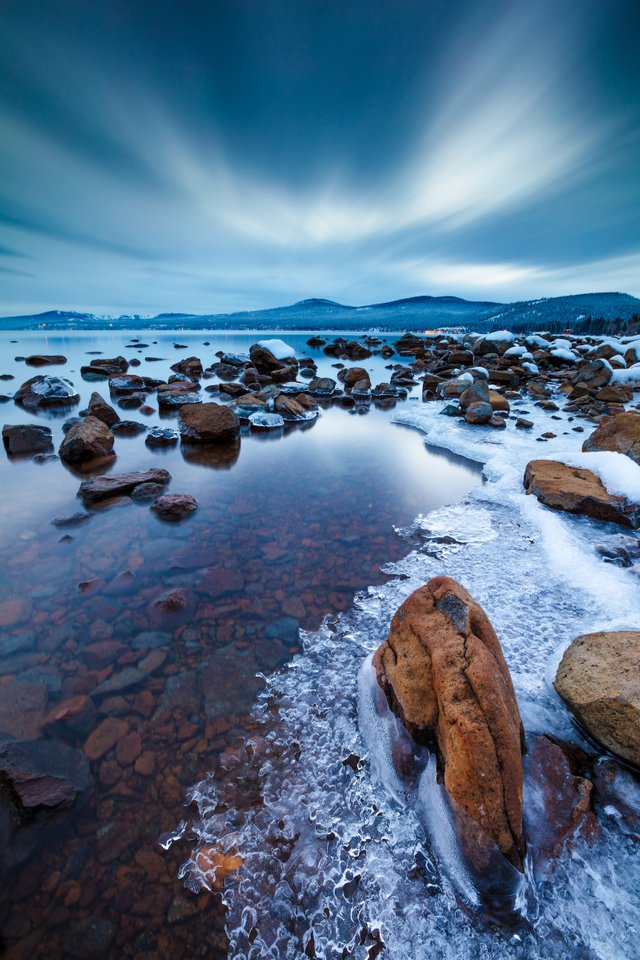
1, 0, 639, 315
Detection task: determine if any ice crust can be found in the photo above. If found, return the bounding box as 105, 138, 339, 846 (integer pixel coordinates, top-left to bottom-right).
257, 338, 296, 360
179, 394, 640, 960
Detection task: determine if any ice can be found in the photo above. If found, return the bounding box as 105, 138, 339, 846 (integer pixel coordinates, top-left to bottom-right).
257, 338, 296, 360
178, 393, 640, 959
248, 411, 285, 430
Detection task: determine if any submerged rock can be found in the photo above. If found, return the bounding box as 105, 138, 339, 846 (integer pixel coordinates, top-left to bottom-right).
554, 631, 640, 767
373, 575, 525, 871
523, 459, 640, 527
151, 492, 198, 521
2, 423, 53, 455
25, 354, 67, 367
582, 412, 640, 465
78, 468, 170, 504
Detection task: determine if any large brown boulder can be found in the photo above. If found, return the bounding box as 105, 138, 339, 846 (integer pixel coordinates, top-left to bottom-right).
178, 402, 240, 444
78, 469, 170, 504
2, 424, 53, 455
338, 367, 371, 390
524, 459, 640, 528
25, 355, 67, 367
59, 416, 114, 464
582, 412, 640, 465
87, 391, 120, 427
554, 631, 640, 767
373, 576, 525, 870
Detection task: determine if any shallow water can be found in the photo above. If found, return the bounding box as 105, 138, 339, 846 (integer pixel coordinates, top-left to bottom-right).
0, 330, 481, 958
180, 389, 640, 960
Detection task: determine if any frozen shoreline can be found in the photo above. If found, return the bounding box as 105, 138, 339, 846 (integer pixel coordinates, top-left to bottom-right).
183, 394, 640, 960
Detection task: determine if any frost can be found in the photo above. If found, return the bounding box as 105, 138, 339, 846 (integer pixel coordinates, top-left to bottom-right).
248, 411, 285, 430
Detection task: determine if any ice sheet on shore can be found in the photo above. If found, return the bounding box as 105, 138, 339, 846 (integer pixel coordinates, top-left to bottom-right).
180, 397, 640, 960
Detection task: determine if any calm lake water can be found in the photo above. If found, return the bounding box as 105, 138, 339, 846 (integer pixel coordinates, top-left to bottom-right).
0, 330, 481, 959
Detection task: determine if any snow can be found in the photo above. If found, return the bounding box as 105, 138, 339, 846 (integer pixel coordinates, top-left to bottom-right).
257, 338, 296, 360
612, 363, 640, 385
469, 366, 489, 379
482, 329, 515, 343
522, 361, 539, 374
248, 411, 285, 430
526, 335, 549, 349
551, 348, 578, 363
544, 450, 640, 502
504, 345, 530, 357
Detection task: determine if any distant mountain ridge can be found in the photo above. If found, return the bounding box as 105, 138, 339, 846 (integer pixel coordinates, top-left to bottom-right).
1, 291, 639, 333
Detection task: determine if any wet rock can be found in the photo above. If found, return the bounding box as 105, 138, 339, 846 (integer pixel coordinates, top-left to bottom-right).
338, 367, 371, 390
592, 757, 640, 838
59, 416, 114, 464
465, 401, 493, 425
93, 667, 145, 697
524, 735, 596, 869
108, 373, 148, 395
178, 402, 240, 444
196, 566, 245, 598
151, 492, 198, 521
523, 459, 640, 527
87, 391, 120, 427
89, 355, 129, 375
24, 355, 67, 367
63, 915, 116, 957
516, 418, 534, 429
170, 356, 203, 378
0, 737, 92, 810
274, 394, 317, 421
78, 468, 170, 504
594, 532, 640, 567
0, 679, 48, 739
373, 575, 525, 870
2, 423, 53, 455
250, 343, 296, 375
42, 695, 96, 738
582, 412, 640, 465
131, 481, 166, 502
554, 630, 640, 766
308, 376, 336, 395
111, 419, 147, 436
14, 375, 79, 408
145, 426, 179, 448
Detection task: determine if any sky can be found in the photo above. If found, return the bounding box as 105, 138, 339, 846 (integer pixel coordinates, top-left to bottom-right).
1, 0, 639, 316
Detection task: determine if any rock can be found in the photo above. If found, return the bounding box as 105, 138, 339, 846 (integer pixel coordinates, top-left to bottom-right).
554, 631, 640, 766
145, 426, 179, 448
92, 667, 145, 697
523, 459, 640, 527
489, 390, 510, 412
0, 737, 92, 810
465, 401, 493, 425
308, 376, 336, 395
131, 481, 166, 502
373, 575, 525, 870
14, 375, 79, 408
582, 412, 640, 465
178, 402, 240, 444
87, 391, 120, 426
0, 679, 48, 739
63, 916, 116, 957
339, 367, 371, 390
460, 379, 490, 411
108, 373, 148, 395
24, 355, 67, 367
170, 356, 203, 378
248, 411, 284, 430
78, 468, 170, 504
524, 735, 597, 868
111, 420, 147, 436
151, 492, 198, 521
516, 418, 534, 429
83, 717, 130, 761
249, 343, 296, 374
59, 416, 114, 464
2, 424, 53, 455
89, 355, 129, 375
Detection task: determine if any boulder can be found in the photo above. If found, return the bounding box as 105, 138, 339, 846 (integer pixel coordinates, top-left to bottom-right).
178, 402, 240, 444
25, 355, 67, 367
89, 356, 129, 375
249, 343, 297, 375
554, 631, 640, 766
465, 401, 493, 425
2, 423, 53, 455
339, 367, 371, 390
170, 356, 203, 379
87, 391, 120, 427
59, 416, 114, 464
523, 459, 640, 528
151, 493, 198, 521
78, 468, 170, 504
373, 575, 525, 870
145, 426, 179, 448
14, 375, 79, 408
0, 737, 92, 810
582, 412, 640, 465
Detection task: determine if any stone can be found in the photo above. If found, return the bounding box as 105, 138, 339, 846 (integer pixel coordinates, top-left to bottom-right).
523, 459, 640, 528
83, 717, 130, 761
78, 468, 170, 504
339, 366, 371, 390
111, 419, 147, 436
488, 390, 510, 412
373, 575, 525, 870
87, 391, 120, 427
131, 481, 166, 502
582, 412, 640, 465
465, 401, 493, 424
24, 355, 67, 366
0, 737, 92, 810
63, 916, 116, 957
2, 424, 53, 455
554, 631, 640, 766
516, 418, 534, 429
59, 416, 114, 464
460, 379, 490, 411
145, 426, 179, 448
151, 492, 198, 521
14, 375, 79, 408
89, 355, 129, 375
178, 402, 240, 444
308, 376, 336, 395
170, 356, 203, 378
0, 679, 48, 740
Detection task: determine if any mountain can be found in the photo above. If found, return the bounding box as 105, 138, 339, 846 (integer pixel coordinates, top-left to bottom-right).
1, 291, 639, 333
